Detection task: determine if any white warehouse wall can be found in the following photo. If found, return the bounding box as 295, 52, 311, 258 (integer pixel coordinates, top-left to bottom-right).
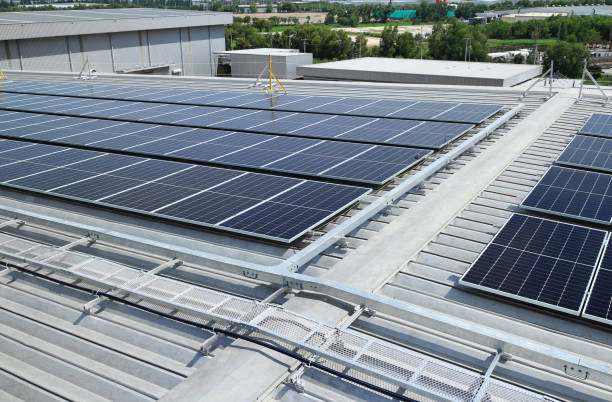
0, 26, 226, 75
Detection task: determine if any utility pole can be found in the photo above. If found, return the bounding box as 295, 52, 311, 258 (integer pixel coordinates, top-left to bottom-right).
464, 37, 471, 63
302, 39, 308, 53
534, 26, 539, 65
420, 25, 423, 59
288, 34, 295, 49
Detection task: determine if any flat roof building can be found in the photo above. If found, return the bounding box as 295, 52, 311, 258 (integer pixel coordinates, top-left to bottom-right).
0, 8, 232, 76
297, 57, 543, 87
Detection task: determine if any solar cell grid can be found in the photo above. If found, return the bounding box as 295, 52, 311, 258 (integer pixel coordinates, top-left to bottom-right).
0, 93, 475, 150
579, 113, 612, 138
0, 139, 371, 242
556, 135, 612, 173
0, 110, 431, 184
583, 238, 612, 325
0, 80, 503, 124
460, 214, 607, 314
521, 166, 612, 224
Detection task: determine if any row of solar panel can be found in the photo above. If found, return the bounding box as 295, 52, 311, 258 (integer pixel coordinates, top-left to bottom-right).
0, 92, 474, 150
556, 113, 612, 174
0, 80, 504, 124
521, 114, 612, 224
460, 214, 611, 325
0, 110, 431, 185
461, 113, 612, 326
0, 139, 370, 243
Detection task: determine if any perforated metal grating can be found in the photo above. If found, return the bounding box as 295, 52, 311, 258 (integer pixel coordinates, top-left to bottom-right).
0, 233, 556, 402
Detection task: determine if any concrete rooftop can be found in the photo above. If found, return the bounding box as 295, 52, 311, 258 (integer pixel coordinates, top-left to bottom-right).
297, 57, 543, 87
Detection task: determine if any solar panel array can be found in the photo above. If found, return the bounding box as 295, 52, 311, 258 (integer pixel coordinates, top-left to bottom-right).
0, 110, 431, 185
463, 111, 612, 326
461, 214, 607, 314
583, 238, 612, 325
578, 113, 612, 138
0, 80, 504, 124
0, 80, 503, 243
521, 166, 612, 225
0, 92, 474, 149
0, 139, 370, 242
557, 135, 612, 173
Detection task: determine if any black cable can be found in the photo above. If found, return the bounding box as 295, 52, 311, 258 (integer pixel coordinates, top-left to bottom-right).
7, 263, 416, 402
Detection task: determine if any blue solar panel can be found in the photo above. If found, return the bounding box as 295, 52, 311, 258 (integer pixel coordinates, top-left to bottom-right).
0, 93, 477, 150
556, 135, 612, 173
460, 214, 607, 314
583, 238, 612, 326
0, 111, 430, 185
387, 102, 458, 120
0, 80, 503, 124
521, 166, 612, 224
0, 140, 371, 242
434, 104, 503, 124
579, 113, 612, 138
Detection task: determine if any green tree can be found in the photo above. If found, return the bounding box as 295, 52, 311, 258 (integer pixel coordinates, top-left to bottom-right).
485, 20, 512, 39
396, 32, 418, 58
249, 2, 257, 13
558, 22, 567, 40
543, 41, 589, 77
428, 22, 488, 62
380, 26, 399, 57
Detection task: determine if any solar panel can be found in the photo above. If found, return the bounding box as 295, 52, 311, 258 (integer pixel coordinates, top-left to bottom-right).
0, 139, 370, 242
460, 214, 607, 315
521, 166, 612, 224
0, 93, 474, 150
0, 110, 431, 185
0, 80, 503, 124
556, 135, 612, 173
583, 237, 612, 325
579, 113, 612, 138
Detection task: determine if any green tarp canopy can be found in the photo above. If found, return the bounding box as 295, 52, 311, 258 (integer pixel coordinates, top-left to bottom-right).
389, 10, 416, 19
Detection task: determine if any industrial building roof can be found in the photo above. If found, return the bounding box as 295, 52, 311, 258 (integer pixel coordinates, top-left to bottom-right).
0, 69, 610, 401
219, 48, 304, 56
297, 57, 543, 87
0, 8, 232, 40
480, 5, 612, 17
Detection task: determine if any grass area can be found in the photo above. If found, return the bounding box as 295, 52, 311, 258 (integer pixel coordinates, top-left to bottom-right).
487, 38, 558, 48
270, 25, 295, 32
583, 76, 612, 86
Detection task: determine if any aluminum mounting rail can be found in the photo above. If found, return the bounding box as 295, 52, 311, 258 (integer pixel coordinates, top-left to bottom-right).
0, 233, 553, 402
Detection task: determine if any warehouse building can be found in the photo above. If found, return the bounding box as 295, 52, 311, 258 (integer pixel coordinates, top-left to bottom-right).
0, 8, 232, 76
0, 69, 610, 401
297, 57, 543, 87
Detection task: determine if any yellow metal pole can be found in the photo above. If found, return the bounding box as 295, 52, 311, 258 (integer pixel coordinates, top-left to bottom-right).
0, 68, 6, 80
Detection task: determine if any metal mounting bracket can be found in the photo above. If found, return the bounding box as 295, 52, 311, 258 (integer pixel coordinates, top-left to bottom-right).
286, 366, 306, 393
564, 364, 589, 381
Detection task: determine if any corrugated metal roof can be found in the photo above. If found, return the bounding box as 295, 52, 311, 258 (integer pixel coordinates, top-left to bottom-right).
0, 8, 232, 40
0, 71, 609, 401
